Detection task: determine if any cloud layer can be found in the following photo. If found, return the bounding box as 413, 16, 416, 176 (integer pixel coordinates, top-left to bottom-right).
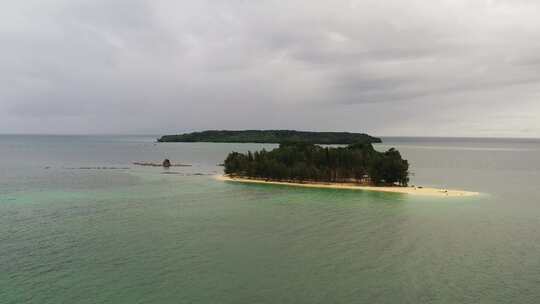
1, 0, 539, 136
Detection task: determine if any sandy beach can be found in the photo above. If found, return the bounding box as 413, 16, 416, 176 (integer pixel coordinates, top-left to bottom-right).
216, 175, 479, 197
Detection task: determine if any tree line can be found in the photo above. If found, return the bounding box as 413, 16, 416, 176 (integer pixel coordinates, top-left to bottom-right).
223, 142, 409, 186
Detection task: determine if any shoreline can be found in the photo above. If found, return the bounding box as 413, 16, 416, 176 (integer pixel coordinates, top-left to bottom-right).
216, 175, 479, 197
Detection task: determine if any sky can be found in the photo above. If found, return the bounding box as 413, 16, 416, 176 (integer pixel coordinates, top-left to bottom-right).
1, 0, 539, 137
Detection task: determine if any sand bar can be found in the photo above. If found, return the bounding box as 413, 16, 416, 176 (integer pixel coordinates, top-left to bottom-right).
216, 175, 479, 197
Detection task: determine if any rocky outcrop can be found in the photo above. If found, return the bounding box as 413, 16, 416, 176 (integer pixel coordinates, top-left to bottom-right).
162, 159, 171, 168
132, 161, 192, 167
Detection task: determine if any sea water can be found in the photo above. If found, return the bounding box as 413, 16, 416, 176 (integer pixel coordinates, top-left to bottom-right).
1, 135, 539, 303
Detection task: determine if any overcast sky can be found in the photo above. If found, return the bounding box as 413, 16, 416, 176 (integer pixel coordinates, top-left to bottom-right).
1, 0, 539, 137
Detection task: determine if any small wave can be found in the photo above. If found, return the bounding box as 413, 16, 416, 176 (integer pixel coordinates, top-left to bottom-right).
63, 167, 130, 170
376, 144, 537, 152
160, 172, 213, 176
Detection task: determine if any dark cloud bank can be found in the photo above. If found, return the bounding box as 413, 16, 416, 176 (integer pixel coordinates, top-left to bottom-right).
1, 0, 539, 137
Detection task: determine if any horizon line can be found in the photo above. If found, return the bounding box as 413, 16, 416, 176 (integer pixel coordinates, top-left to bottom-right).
0, 132, 539, 140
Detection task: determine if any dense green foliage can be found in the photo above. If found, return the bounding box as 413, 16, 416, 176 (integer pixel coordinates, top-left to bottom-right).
158, 130, 381, 144
224, 142, 409, 186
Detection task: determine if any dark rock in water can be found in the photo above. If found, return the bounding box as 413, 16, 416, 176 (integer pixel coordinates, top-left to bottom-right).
133, 161, 192, 167
163, 159, 171, 168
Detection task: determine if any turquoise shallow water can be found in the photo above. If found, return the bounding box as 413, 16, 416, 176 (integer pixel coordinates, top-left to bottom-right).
1, 135, 540, 303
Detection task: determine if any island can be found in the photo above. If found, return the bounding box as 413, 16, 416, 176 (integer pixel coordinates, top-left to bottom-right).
218, 142, 478, 197
223, 142, 409, 185
157, 130, 381, 144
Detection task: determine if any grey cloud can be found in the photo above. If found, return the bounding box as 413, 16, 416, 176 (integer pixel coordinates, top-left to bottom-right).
1, 0, 539, 136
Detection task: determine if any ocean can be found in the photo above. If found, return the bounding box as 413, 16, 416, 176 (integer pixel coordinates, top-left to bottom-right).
1, 135, 539, 303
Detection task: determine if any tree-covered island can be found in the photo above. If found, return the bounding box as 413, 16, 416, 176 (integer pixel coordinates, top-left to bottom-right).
158, 130, 381, 144
223, 142, 409, 187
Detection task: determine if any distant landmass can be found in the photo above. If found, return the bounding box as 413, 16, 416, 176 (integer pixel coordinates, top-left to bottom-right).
157, 130, 382, 144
